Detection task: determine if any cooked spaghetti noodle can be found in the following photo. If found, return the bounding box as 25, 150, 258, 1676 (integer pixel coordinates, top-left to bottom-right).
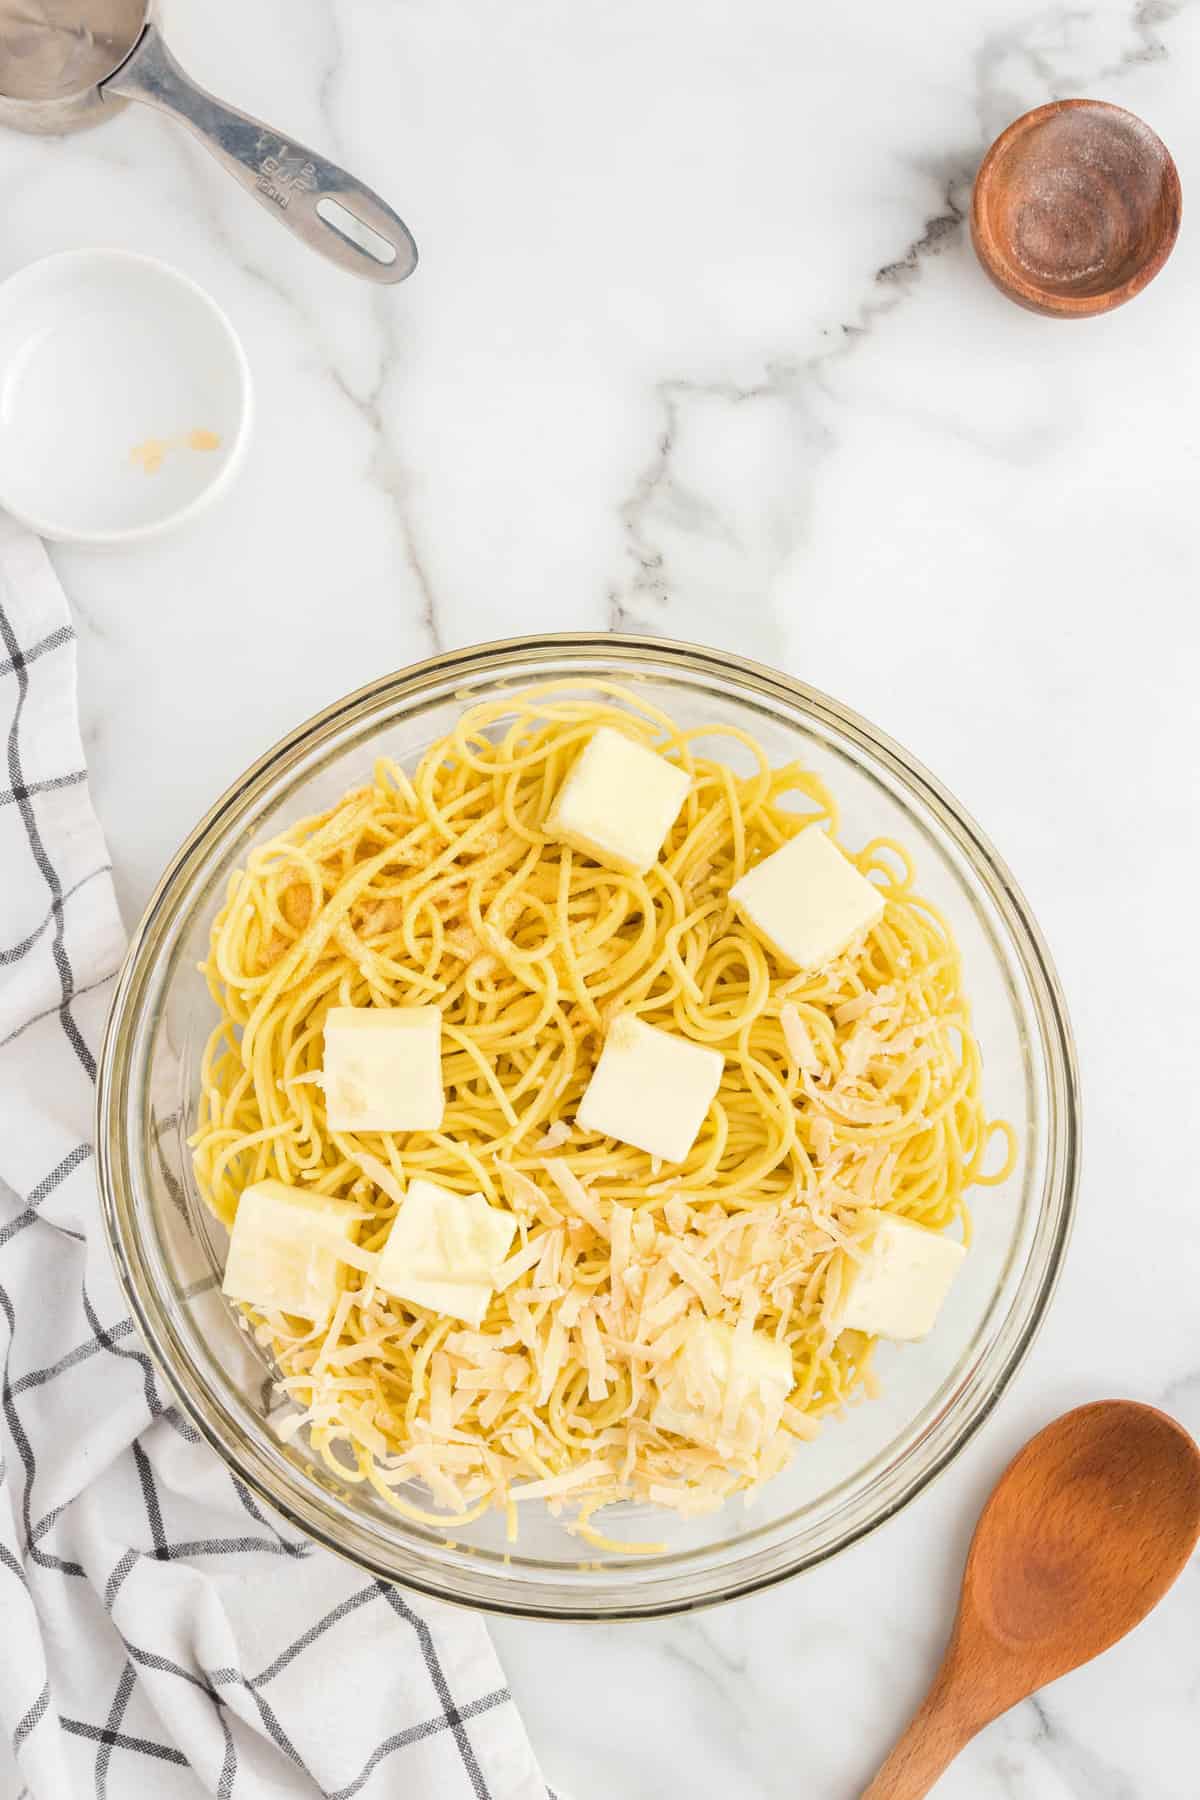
192, 682, 1015, 1544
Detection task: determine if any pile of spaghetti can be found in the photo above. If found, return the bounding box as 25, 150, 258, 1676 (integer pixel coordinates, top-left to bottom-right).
192, 682, 1014, 1547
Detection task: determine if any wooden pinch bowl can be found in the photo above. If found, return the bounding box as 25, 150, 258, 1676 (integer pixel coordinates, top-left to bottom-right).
971, 99, 1181, 317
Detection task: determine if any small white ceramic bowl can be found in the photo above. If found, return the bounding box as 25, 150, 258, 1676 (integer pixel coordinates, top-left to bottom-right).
0, 249, 252, 545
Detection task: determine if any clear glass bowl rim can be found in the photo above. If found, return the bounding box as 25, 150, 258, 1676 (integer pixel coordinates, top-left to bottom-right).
96, 632, 1080, 1620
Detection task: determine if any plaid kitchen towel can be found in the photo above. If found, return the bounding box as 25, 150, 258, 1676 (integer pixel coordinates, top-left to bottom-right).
0, 515, 548, 1800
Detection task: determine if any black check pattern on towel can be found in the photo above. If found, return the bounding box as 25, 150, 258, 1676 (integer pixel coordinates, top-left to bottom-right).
0, 520, 547, 1799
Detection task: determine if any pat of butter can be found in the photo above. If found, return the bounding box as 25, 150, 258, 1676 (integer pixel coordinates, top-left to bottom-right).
545, 725, 691, 874
221, 1179, 359, 1324
835, 1209, 966, 1341
652, 1319, 793, 1454
577, 1014, 723, 1163
375, 1177, 517, 1326
323, 1005, 444, 1133
731, 825, 884, 972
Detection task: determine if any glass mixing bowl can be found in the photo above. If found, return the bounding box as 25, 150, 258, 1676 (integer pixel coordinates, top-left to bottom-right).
96, 635, 1079, 1619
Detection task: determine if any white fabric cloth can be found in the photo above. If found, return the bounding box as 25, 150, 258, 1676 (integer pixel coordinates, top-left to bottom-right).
0, 517, 548, 1800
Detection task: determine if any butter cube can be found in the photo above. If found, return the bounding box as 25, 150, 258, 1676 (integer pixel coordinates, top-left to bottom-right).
731, 825, 884, 971
577, 1015, 723, 1163
323, 1005, 443, 1133
222, 1179, 360, 1323
835, 1210, 966, 1341
375, 1177, 517, 1326
546, 726, 691, 874
653, 1319, 793, 1454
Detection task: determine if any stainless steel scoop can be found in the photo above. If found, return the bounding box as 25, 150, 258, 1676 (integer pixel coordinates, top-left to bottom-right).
0, 2, 417, 283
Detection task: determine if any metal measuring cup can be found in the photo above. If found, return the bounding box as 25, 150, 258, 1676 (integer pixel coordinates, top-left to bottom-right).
0, 1, 417, 282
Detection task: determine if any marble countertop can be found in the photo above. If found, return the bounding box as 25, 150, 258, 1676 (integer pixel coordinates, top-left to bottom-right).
4, 0, 1197, 1793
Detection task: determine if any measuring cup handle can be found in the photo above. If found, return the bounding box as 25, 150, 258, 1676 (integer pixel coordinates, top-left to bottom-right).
104, 25, 417, 284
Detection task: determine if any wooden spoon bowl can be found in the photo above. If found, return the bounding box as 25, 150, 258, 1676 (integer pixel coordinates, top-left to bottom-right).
971, 100, 1182, 317
863, 1400, 1200, 1797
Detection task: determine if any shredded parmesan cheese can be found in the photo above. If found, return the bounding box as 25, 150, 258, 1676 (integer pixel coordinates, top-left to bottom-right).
543, 1158, 611, 1241
781, 1003, 820, 1074
509, 1460, 613, 1502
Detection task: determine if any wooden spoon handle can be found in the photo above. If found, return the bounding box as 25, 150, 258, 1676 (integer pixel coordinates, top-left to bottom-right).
860, 1663, 982, 1799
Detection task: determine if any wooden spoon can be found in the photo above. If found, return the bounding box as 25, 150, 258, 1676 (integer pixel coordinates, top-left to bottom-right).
862, 1400, 1200, 1798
